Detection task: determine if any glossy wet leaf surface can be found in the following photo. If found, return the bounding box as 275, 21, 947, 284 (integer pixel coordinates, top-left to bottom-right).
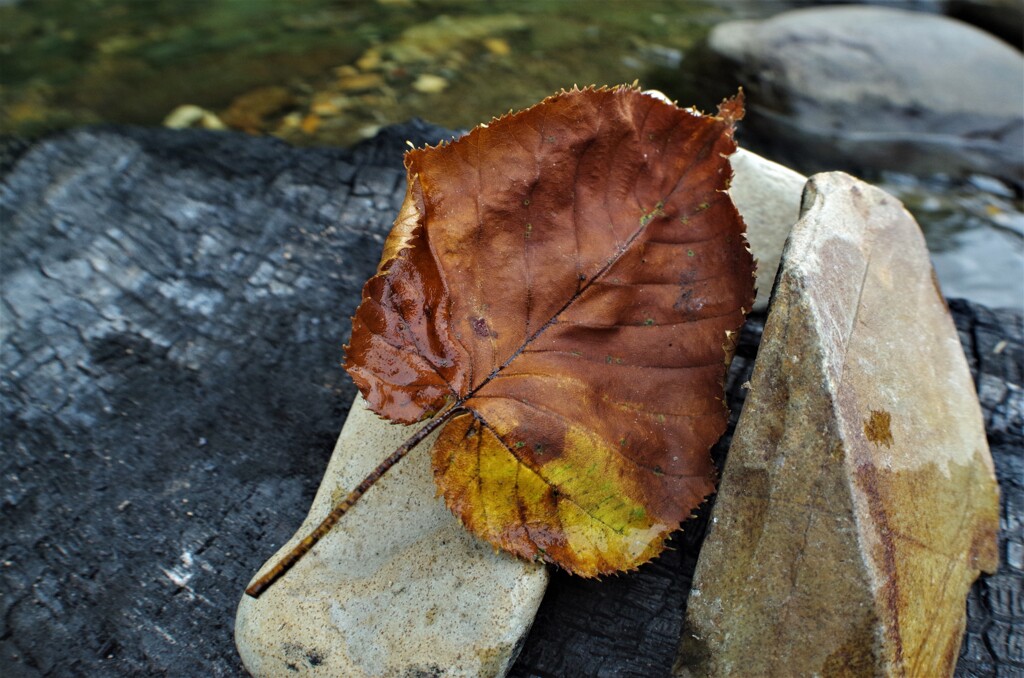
345, 85, 754, 576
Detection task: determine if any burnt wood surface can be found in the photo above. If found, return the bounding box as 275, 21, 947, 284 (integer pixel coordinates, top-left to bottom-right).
1, 124, 1020, 677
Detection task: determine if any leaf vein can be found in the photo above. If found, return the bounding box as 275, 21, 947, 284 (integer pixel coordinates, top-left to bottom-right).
495, 356, 719, 372
473, 395, 698, 479
475, 414, 629, 536
370, 323, 456, 390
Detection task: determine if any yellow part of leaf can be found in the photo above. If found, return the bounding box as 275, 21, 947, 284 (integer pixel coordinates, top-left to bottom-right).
434, 414, 668, 575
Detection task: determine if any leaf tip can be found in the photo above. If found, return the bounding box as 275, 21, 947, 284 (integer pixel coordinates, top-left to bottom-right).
717, 88, 745, 125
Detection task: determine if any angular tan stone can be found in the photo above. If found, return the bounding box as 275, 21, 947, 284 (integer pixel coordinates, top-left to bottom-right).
236, 396, 548, 677
728, 148, 806, 312
676, 172, 1000, 677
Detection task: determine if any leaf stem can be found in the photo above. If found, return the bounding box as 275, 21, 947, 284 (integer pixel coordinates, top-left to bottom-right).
245, 407, 457, 598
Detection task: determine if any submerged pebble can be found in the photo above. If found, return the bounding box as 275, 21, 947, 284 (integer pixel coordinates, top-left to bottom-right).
412, 73, 448, 94
163, 105, 226, 131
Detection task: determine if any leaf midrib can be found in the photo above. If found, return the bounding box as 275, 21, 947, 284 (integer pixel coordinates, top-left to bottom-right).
442, 119, 725, 420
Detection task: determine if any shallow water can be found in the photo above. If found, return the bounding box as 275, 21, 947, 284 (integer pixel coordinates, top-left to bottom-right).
2, 0, 1021, 310
0, 0, 727, 141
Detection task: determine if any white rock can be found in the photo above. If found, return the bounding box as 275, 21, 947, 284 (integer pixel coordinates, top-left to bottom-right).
729, 148, 806, 311
236, 396, 548, 677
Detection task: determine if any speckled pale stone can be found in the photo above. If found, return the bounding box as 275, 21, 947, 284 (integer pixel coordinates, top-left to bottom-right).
728, 148, 806, 312
677, 172, 1000, 677
235, 396, 548, 677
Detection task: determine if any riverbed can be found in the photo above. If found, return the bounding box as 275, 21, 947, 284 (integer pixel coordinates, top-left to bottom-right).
2, 0, 1020, 310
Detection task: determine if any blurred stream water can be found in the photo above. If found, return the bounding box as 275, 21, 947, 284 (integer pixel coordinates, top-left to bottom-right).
2, 0, 1021, 311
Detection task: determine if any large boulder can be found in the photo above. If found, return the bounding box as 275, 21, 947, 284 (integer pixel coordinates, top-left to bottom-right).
704, 6, 1024, 183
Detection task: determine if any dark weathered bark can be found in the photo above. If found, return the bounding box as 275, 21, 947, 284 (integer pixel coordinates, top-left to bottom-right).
947, 299, 1024, 678
0, 122, 448, 677
1, 125, 1019, 677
